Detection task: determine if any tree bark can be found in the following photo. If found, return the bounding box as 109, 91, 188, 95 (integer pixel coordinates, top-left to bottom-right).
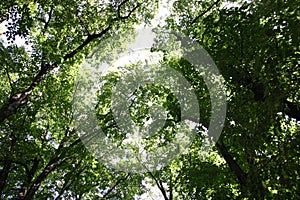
22, 156, 64, 200
0, 67, 48, 124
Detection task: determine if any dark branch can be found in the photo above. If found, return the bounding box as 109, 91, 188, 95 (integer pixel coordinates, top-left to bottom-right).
216, 141, 248, 186
0, 65, 50, 123
44, 7, 53, 31
54, 160, 84, 200
63, 25, 111, 61
148, 172, 169, 200
102, 174, 130, 198
0, 23, 111, 124
0, 0, 141, 123
4, 67, 14, 93
22, 151, 74, 200
0, 160, 12, 197
169, 175, 173, 200
117, 2, 140, 20
0, 136, 16, 197
191, 0, 221, 24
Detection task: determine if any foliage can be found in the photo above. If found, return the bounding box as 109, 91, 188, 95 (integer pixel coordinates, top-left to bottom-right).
0, 0, 299, 199
165, 0, 299, 199
0, 0, 157, 199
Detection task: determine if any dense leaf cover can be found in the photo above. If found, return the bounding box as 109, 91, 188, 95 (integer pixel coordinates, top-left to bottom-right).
0, 0, 299, 199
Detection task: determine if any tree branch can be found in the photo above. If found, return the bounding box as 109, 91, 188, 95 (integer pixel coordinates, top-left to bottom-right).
0, 23, 111, 124
191, 0, 221, 24
102, 174, 130, 198
148, 172, 169, 200
18, 158, 40, 199
0, 135, 16, 197
21, 134, 81, 199
4, 67, 14, 93
22, 158, 64, 200
117, 1, 140, 20
54, 160, 84, 200
43, 7, 53, 32
0, 159, 12, 197
0, 65, 50, 123
0, 0, 141, 123
63, 25, 111, 61
216, 140, 248, 186
169, 175, 173, 200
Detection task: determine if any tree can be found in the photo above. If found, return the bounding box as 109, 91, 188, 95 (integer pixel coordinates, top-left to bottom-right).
0, 0, 299, 199
0, 0, 158, 199
163, 0, 299, 198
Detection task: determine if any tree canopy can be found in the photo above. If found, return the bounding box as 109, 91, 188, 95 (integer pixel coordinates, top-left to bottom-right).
0, 0, 299, 199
